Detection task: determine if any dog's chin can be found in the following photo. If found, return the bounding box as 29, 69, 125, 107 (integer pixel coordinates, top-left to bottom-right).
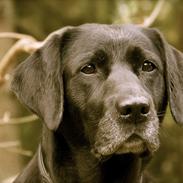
115, 135, 148, 156
92, 134, 154, 161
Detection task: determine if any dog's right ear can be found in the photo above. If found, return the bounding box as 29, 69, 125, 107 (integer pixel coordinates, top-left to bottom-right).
11, 26, 74, 131
141, 27, 183, 125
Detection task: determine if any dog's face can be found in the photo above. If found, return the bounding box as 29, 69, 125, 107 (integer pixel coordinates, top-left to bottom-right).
11, 24, 183, 160
63, 24, 165, 158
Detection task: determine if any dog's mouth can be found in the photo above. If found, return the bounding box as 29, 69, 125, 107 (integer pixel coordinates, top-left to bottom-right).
92, 115, 160, 160
115, 134, 149, 156
92, 134, 155, 160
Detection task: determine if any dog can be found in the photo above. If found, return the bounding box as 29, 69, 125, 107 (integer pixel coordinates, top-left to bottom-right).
11, 24, 183, 183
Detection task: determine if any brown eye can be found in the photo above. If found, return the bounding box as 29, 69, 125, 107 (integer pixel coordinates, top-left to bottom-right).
81, 64, 96, 74
142, 60, 156, 72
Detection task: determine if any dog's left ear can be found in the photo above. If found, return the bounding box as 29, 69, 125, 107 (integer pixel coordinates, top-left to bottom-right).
141, 27, 183, 124
11, 27, 74, 131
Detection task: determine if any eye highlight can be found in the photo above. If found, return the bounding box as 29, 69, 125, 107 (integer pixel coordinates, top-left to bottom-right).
142, 60, 156, 72
81, 64, 97, 74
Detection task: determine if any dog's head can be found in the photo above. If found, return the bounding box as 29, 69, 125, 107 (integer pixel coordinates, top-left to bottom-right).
11, 24, 183, 159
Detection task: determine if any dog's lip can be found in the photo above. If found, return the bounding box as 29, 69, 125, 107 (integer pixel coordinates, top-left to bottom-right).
115, 134, 148, 155
92, 132, 159, 159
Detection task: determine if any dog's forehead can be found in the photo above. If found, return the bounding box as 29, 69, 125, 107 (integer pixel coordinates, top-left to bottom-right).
64, 24, 156, 62
75, 24, 152, 47
63, 24, 157, 72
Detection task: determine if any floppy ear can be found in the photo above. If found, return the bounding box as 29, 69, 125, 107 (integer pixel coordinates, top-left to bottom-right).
164, 45, 183, 124
11, 26, 74, 131
141, 27, 183, 124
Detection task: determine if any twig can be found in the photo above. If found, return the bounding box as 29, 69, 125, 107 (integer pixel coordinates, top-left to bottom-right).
2, 175, 17, 183
0, 141, 20, 148
0, 114, 39, 125
142, 0, 165, 27
0, 141, 33, 157
0, 32, 37, 40
0, 33, 43, 86
7, 147, 33, 157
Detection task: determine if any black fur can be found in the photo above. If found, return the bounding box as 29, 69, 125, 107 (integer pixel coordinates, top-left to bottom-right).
11, 24, 183, 183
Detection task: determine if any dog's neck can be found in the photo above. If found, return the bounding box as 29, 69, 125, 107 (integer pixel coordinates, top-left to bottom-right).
41, 125, 144, 183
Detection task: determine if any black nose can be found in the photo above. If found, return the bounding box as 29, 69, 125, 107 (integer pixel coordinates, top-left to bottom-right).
116, 98, 150, 123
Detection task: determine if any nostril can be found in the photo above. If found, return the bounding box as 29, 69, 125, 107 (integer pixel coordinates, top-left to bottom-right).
117, 102, 150, 117
121, 106, 132, 116
141, 104, 150, 115
116, 97, 151, 120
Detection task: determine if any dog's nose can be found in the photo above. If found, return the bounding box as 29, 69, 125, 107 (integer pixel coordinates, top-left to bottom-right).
116, 97, 150, 123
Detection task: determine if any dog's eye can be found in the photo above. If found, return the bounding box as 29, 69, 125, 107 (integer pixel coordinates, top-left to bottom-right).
142, 60, 156, 72
81, 64, 96, 74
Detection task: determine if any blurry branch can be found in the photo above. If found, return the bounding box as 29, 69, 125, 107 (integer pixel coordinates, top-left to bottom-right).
0, 140, 20, 148
0, 114, 38, 126
0, 32, 41, 125
0, 32, 37, 40
0, 140, 33, 157
142, 0, 165, 27
0, 112, 37, 156
0, 33, 43, 86
6, 147, 33, 157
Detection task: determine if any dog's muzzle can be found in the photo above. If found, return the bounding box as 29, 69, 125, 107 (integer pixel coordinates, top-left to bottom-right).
115, 134, 148, 155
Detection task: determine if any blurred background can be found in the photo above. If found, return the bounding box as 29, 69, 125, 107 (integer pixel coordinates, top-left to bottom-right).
0, 0, 183, 182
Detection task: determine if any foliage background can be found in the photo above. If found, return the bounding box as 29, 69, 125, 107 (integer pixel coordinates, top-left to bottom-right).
0, 0, 183, 182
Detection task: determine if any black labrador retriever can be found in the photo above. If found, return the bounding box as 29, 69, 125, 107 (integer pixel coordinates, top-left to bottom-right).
11, 24, 183, 183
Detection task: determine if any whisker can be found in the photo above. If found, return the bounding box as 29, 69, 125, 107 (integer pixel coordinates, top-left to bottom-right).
157, 111, 166, 115
157, 113, 166, 117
